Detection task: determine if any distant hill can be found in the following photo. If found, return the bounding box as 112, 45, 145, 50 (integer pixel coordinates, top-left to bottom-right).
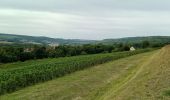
100, 36, 170, 45
0, 33, 170, 45
0, 33, 96, 45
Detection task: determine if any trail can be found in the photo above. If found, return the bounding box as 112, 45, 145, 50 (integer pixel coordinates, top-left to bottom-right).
97, 50, 159, 100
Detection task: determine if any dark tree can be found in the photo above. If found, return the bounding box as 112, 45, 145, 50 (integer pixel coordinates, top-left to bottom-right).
142, 41, 150, 48
34, 47, 47, 59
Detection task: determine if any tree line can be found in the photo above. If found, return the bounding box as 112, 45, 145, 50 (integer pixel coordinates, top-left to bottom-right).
0, 40, 164, 63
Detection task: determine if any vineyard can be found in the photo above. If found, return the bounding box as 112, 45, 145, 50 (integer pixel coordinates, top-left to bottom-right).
0, 49, 153, 95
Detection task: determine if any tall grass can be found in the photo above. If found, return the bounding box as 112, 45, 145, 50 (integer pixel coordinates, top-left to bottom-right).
0, 49, 154, 95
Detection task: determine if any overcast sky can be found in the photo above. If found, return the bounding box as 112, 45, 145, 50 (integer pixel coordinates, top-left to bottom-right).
0, 0, 170, 40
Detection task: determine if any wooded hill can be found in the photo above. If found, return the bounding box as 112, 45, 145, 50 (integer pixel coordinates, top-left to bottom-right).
0, 33, 170, 45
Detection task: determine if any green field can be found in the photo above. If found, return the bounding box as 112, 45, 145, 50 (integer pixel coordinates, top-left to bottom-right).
0, 49, 152, 95
0, 46, 170, 100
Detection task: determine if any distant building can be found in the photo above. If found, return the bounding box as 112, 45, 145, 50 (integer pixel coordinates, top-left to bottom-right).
130, 47, 136, 51
24, 48, 34, 52
48, 43, 59, 49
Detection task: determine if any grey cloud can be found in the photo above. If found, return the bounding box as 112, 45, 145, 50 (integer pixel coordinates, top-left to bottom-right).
0, 0, 170, 39
0, 0, 170, 13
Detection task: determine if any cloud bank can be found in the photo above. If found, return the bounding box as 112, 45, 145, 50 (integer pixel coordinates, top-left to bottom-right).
0, 0, 170, 40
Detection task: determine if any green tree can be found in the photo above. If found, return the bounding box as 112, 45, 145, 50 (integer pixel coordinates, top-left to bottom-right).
142, 41, 150, 48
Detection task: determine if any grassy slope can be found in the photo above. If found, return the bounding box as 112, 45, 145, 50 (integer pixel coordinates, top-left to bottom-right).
106, 45, 170, 100
0, 51, 156, 100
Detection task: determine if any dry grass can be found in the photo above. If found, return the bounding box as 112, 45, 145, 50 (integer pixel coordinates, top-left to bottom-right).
106, 45, 170, 100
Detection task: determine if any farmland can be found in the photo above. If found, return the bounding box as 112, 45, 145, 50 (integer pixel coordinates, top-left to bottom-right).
0, 49, 157, 100
1, 0, 170, 99
1, 46, 170, 100
0, 49, 153, 95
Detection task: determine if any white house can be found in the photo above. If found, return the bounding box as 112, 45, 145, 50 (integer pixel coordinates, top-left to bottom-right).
130, 47, 136, 51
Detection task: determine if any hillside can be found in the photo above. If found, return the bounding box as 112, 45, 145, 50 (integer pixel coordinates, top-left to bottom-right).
0, 33, 95, 45
0, 33, 170, 45
1, 46, 170, 100
0, 50, 158, 100
100, 36, 170, 45
0, 49, 151, 95
108, 45, 170, 100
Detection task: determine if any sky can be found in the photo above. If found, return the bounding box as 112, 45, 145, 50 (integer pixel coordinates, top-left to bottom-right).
0, 0, 170, 40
